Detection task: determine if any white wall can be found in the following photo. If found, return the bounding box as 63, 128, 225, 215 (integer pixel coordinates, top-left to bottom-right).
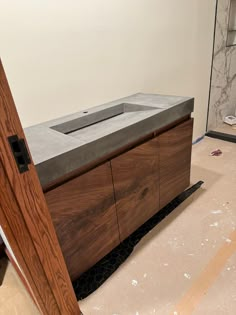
0, 0, 216, 140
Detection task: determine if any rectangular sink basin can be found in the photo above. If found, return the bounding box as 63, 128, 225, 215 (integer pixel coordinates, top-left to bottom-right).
51, 103, 158, 135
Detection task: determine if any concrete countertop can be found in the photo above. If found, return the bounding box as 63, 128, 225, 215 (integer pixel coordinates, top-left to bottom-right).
24, 93, 194, 187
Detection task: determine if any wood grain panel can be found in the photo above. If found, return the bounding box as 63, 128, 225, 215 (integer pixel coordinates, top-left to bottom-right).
158, 119, 193, 209
111, 138, 160, 241
0, 59, 80, 314
45, 162, 120, 280
43, 115, 191, 193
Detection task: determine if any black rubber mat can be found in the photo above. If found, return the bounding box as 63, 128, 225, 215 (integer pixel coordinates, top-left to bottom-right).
73, 181, 204, 300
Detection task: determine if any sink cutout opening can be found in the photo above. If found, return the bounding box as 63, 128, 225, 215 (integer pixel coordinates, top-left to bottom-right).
64, 112, 124, 134
50, 103, 157, 135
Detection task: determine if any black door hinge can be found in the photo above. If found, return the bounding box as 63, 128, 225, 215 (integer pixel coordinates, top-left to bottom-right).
8, 135, 31, 173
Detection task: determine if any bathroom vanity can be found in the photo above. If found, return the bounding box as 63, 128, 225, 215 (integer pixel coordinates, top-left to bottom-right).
25, 93, 194, 281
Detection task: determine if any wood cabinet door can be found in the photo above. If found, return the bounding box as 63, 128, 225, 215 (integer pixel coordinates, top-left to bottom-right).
45, 162, 120, 281
158, 119, 193, 209
111, 139, 160, 242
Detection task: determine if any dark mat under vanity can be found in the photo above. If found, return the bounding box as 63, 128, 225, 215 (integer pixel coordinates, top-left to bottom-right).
73, 180, 204, 300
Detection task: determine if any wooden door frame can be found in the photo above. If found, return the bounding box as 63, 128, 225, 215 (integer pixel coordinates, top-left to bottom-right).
0, 59, 82, 314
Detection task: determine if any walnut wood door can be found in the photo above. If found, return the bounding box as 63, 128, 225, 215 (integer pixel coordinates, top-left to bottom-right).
45, 162, 120, 280
158, 119, 193, 209
111, 139, 160, 242
0, 59, 80, 314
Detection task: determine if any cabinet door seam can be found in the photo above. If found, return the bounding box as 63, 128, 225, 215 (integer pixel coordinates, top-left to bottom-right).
109, 160, 122, 243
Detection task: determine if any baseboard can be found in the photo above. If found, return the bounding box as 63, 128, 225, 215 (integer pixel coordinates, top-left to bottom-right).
206, 131, 236, 143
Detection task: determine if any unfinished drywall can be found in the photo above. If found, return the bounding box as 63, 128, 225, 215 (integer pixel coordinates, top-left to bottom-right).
208, 0, 236, 131
0, 0, 216, 140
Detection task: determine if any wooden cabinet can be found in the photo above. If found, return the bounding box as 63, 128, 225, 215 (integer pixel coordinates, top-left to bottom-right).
45, 162, 120, 280
45, 118, 193, 280
111, 138, 160, 241
158, 119, 193, 208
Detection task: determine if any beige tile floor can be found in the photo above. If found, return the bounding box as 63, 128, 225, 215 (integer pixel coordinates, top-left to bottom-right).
0, 137, 236, 315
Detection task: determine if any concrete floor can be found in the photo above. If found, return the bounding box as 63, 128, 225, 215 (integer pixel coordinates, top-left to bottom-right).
0, 137, 235, 315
